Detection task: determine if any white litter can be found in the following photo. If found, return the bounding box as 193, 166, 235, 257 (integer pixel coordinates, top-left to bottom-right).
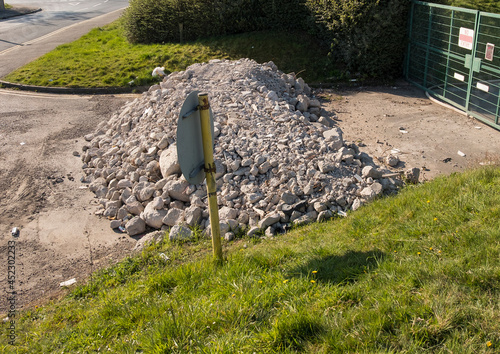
457, 151, 466, 157
159, 253, 170, 261
60, 278, 77, 287
152, 66, 166, 77
399, 129, 408, 134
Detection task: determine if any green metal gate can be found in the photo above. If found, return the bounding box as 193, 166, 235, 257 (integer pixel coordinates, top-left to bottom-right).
405, 1, 500, 130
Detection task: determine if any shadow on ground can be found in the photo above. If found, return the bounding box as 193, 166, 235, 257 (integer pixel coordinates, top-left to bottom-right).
289, 249, 386, 285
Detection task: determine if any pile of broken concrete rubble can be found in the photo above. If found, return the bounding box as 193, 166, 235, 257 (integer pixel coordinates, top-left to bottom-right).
81, 59, 406, 239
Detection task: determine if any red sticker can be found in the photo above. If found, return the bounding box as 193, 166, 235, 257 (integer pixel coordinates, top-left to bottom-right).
485, 43, 495, 61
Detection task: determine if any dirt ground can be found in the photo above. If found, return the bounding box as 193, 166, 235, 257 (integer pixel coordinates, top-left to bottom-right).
1, 81, 499, 314
320, 81, 500, 180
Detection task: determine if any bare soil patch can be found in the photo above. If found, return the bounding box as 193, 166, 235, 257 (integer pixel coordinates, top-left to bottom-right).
319, 81, 500, 181
0, 81, 499, 313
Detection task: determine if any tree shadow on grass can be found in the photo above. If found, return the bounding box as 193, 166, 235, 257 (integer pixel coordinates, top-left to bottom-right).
289, 249, 386, 285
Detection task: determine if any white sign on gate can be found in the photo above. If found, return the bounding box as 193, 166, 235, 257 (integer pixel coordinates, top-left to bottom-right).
459, 27, 474, 50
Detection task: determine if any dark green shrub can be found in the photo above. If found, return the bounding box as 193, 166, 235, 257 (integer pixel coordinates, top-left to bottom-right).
122, 0, 314, 44
307, 0, 410, 79
122, 0, 202, 44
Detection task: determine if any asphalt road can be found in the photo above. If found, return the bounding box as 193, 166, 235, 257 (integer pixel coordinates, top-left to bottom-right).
0, 1, 128, 78
0, 0, 129, 53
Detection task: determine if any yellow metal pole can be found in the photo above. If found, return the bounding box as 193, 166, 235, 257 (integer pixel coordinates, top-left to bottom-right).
198, 93, 223, 262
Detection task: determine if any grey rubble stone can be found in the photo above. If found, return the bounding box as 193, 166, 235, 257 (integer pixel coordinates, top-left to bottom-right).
318, 161, 335, 173
110, 219, 122, 229
281, 204, 294, 215
227, 219, 239, 232
247, 226, 260, 237
265, 226, 275, 237
133, 230, 165, 252
371, 182, 383, 196
149, 196, 164, 209
247, 193, 263, 204
133, 181, 155, 202
159, 144, 181, 178
386, 154, 400, 167
362, 166, 383, 179
219, 206, 238, 220
155, 178, 168, 190
185, 205, 202, 227
360, 186, 377, 201
220, 222, 230, 235
117, 206, 128, 220
163, 208, 185, 226
117, 179, 133, 189
317, 210, 334, 222
224, 232, 235, 241
103, 206, 118, 218
294, 214, 314, 226
143, 202, 167, 228
238, 211, 250, 224
169, 225, 193, 241
352, 198, 362, 211
164, 179, 190, 202
106, 200, 122, 209
125, 196, 144, 215
405, 167, 420, 184
290, 210, 302, 222
281, 192, 296, 205
266, 91, 278, 101
309, 99, 321, 108
323, 127, 343, 150
125, 216, 146, 236
258, 213, 280, 229
313, 202, 327, 213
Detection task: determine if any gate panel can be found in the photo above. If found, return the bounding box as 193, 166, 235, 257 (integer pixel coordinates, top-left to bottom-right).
406, 1, 477, 111
468, 12, 500, 125
406, 1, 500, 130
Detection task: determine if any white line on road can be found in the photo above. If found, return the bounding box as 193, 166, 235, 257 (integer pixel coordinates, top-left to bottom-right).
92, 3, 102, 8
0, 88, 140, 100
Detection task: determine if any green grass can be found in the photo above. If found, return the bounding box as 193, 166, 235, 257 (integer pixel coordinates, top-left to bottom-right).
1, 167, 499, 352
4, 21, 335, 88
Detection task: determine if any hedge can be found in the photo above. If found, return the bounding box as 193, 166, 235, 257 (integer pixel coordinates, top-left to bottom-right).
122, 0, 410, 79
122, 0, 311, 44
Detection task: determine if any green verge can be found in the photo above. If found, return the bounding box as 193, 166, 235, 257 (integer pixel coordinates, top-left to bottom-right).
1, 167, 499, 352
3, 21, 335, 88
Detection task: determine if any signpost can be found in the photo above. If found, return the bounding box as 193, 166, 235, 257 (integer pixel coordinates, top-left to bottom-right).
177, 92, 222, 262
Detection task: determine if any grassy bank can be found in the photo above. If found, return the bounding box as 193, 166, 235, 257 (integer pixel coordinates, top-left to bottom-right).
1, 167, 499, 352
4, 21, 334, 88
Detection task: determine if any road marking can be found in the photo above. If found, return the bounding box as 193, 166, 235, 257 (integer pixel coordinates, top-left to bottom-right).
0, 88, 140, 99
0, 8, 126, 56
0, 89, 88, 99
92, 3, 102, 8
